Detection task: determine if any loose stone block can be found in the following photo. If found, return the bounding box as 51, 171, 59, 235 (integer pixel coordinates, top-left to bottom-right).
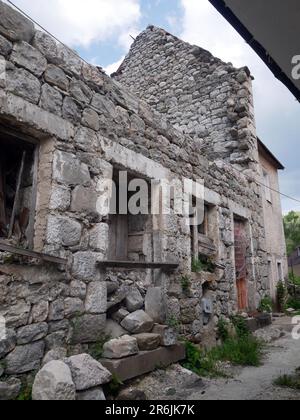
152, 324, 177, 347
102, 336, 139, 359
101, 344, 186, 382
121, 310, 154, 334
32, 361, 76, 401
65, 354, 112, 391
42, 348, 67, 367
104, 320, 127, 339
133, 333, 161, 351
126, 288, 144, 313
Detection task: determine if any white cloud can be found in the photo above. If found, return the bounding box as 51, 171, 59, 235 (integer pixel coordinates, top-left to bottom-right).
8, 0, 141, 48
104, 56, 125, 76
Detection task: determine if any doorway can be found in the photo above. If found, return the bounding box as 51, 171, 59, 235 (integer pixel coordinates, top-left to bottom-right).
234, 218, 248, 311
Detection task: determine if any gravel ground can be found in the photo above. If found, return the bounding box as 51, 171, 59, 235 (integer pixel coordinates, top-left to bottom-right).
128, 317, 300, 401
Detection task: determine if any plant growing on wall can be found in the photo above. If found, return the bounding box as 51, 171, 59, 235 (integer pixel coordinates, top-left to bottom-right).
258, 296, 273, 313
192, 256, 215, 273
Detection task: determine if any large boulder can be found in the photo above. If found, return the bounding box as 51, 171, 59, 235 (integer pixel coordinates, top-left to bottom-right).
65, 354, 112, 391
71, 314, 106, 344
125, 288, 144, 313
102, 335, 139, 359
121, 311, 154, 334
32, 361, 76, 401
0, 2, 35, 42
145, 287, 166, 324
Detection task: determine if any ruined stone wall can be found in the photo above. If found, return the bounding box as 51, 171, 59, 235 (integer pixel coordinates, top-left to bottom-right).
0, 1, 268, 384
114, 26, 259, 171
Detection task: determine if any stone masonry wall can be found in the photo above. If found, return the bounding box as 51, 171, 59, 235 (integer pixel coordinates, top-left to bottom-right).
114, 26, 259, 171
0, 1, 268, 386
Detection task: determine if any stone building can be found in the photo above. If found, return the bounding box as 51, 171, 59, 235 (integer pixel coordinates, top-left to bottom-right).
257, 140, 287, 301
0, 3, 286, 387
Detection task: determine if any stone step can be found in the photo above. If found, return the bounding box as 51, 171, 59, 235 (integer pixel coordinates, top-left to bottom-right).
101, 344, 186, 382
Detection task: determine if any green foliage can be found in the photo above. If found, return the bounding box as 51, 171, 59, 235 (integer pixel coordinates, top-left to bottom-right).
289, 271, 300, 286
217, 318, 230, 342
107, 373, 123, 397
16, 383, 32, 401
277, 281, 287, 311
88, 335, 111, 361
286, 297, 300, 311
231, 316, 250, 339
167, 316, 181, 332
192, 256, 215, 273
283, 211, 300, 256
182, 333, 263, 378
258, 296, 273, 313
216, 336, 263, 367
274, 373, 300, 390
181, 276, 191, 293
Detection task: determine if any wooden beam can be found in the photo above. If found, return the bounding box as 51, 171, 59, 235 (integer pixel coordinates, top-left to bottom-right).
8, 151, 26, 239
27, 145, 39, 250
0, 241, 67, 265
98, 260, 179, 271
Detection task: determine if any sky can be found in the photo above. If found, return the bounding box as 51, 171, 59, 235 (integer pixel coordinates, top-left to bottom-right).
6, 0, 300, 214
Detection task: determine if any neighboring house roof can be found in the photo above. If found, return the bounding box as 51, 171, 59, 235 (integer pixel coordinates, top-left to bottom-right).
209, 0, 300, 102
257, 138, 285, 170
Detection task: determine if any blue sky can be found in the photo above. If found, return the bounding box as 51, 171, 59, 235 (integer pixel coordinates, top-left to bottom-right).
7, 0, 300, 214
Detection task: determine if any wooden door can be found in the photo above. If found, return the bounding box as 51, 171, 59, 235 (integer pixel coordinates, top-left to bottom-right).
234, 219, 248, 311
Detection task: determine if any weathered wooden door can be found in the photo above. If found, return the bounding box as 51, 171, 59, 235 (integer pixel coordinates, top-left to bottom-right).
234, 219, 248, 311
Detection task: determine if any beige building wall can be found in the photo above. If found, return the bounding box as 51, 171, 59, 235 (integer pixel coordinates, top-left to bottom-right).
259, 146, 288, 300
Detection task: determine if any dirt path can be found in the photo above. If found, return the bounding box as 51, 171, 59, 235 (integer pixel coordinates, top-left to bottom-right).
131, 317, 300, 401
